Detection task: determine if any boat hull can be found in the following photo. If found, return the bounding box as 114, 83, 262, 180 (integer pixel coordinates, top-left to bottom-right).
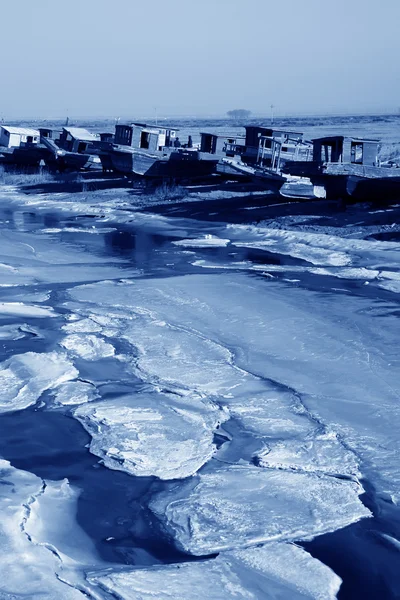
284, 161, 400, 202
109, 147, 218, 179
0, 146, 46, 167
218, 158, 285, 192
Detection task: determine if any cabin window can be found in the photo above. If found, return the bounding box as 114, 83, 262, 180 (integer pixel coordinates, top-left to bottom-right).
322, 145, 333, 162
78, 142, 88, 153
27, 136, 33, 143
140, 131, 150, 149
351, 142, 363, 164
202, 135, 214, 153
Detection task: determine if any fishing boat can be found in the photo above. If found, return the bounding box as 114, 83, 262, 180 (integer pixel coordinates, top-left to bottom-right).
199, 129, 312, 192
107, 123, 219, 179
0, 126, 46, 166
283, 135, 400, 201
40, 127, 104, 172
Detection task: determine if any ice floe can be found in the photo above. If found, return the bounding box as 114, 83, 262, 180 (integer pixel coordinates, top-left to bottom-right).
60, 334, 115, 361
173, 234, 230, 248
0, 301, 57, 318
75, 391, 228, 479
150, 464, 370, 555
62, 316, 104, 334
88, 542, 341, 599
0, 459, 86, 598
257, 428, 360, 478
0, 323, 38, 340
0, 351, 78, 412
227, 223, 400, 269
51, 380, 99, 406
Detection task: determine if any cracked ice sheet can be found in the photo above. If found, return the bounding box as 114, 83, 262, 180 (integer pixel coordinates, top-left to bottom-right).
75, 392, 228, 479
0, 351, 78, 413
150, 465, 370, 555
0, 459, 88, 599
88, 542, 341, 600
67, 273, 400, 500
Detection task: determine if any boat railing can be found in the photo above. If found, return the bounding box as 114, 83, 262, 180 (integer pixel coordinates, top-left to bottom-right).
263, 139, 314, 172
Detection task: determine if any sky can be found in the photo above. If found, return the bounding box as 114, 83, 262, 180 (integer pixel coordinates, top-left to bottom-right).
1, 0, 399, 119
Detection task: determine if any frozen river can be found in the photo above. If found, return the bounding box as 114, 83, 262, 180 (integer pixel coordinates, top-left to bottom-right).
0, 176, 399, 599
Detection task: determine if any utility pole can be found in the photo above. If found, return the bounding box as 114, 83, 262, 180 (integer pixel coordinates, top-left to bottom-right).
270, 104, 274, 126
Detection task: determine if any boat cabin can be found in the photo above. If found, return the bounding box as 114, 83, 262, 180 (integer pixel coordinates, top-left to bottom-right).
200, 133, 239, 156
114, 123, 178, 152
312, 136, 379, 166
225, 126, 305, 165
245, 126, 303, 149
39, 128, 62, 141
58, 127, 101, 153
0, 126, 40, 148
100, 132, 114, 142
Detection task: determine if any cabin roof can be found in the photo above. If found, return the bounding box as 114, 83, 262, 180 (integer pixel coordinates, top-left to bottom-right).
1, 126, 40, 136
245, 126, 303, 136
312, 135, 380, 144
127, 122, 180, 133
63, 127, 100, 141
200, 132, 239, 138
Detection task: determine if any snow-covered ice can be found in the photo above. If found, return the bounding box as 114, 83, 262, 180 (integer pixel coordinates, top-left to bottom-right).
52, 380, 99, 406
65, 270, 400, 501
227, 223, 400, 269
257, 428, 360, 477
0, 351, 78, 412
173, 234, 230, 248
75, 392, 228, 479
0, 323, 37, 340
60, 334, 115, 361
150, 464, 370, 555
0, 459, 88, 599
62, 316, 104, 334
0, 301, 57, 318
88, 542, 341, 599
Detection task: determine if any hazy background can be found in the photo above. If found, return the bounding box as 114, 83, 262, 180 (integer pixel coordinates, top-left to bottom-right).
1, 0, 399, 119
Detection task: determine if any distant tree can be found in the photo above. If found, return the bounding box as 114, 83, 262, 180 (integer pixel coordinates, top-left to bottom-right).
227, 109, 252, 120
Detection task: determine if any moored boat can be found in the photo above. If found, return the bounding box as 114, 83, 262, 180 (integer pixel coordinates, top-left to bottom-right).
0, 126, 46, 166
39, 127, 104, 172
107, 123, 219, 179
283, 135, 400, 201
200, 129, 312, 192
